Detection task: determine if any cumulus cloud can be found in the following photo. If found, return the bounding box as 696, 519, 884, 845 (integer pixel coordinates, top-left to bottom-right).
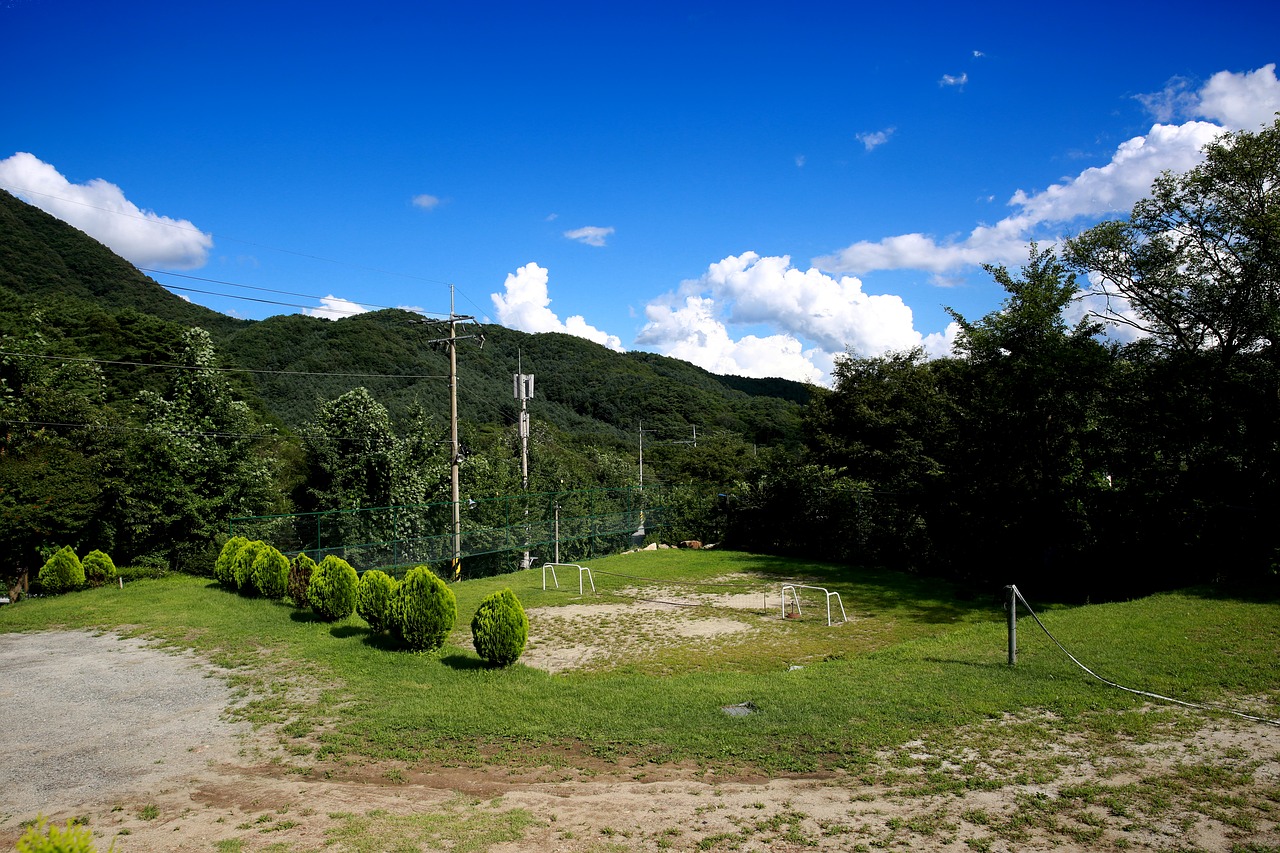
412, 193, 441, 209
856, 128, 895, 151
1196, 63, 1280, 130
940, 72, 968, 88
307, 295, 368, 320
564, 225, 614, 247
491, 262, 623, 351
816, 65, 1280, 278
0, 152, 213, 268
636, 252, 959, 383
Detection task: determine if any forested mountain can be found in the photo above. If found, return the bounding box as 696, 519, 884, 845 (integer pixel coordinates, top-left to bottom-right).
0, 188, 808, 576
0, 188, 809, 447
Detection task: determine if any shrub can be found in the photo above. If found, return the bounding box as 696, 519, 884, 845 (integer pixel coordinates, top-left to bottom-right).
232, 540, 269, 595
471, 588, 529, 667
356, 569, 398, 633
214, 536, 249, 587
392, 565, 456, 652
288, 552, 317, 608
308, 555, 358, 621
250, 544, 290, 600
16, 817, 100, 853
81, 550, 117, 587
37, 546, 84, 594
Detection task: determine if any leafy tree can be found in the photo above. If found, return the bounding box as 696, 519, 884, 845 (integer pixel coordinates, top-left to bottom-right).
1066, 117, 1280, 364
121, 328, 275, 571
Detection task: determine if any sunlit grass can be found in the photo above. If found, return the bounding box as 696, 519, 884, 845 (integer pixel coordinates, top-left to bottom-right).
2, 550, 1277, 776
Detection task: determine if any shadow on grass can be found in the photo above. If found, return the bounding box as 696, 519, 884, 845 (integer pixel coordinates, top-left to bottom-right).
289, 609, 325, 623
440, 652, 489, 671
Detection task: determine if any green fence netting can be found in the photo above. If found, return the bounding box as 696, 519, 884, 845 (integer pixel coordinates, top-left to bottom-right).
229, 488, 664, 577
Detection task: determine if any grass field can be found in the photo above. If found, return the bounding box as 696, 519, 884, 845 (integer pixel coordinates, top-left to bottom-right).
4, 549, 1279, 851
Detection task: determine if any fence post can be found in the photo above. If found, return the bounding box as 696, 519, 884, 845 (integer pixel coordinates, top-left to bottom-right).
1006, 584, 1017, 666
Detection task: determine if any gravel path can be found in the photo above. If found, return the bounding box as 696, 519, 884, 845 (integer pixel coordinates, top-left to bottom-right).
0, 630, 251, 823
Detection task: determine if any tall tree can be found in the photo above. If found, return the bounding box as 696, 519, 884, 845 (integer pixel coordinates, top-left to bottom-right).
122, 328, 274, 570
1066, 117, 1280, 364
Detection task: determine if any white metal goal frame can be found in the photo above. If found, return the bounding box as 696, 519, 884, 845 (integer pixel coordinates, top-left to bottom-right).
780, 583, 847, 626
541, 562, 597, 595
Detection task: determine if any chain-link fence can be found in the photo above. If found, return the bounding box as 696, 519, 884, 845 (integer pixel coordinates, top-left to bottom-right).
229, 488, 664, 577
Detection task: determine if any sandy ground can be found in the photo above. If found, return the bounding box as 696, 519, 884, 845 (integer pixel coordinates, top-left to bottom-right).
1, 627, 1278, 853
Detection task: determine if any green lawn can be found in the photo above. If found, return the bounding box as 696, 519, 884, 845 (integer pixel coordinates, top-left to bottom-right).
3, 550, 1277, 776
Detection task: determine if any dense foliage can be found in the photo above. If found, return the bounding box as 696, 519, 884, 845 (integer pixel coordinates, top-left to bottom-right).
250, 544, 290, 599
81, 549, 117, 587
392, 565, 456, 651
470, 587, 529, 667
15, 817, 101, 853
36, 545, 84, 594
308, 555, 358, 621
232, 540, 269, 594
214, 537, 249, 588
355, 569, 398, 633
288, 552, 316, 607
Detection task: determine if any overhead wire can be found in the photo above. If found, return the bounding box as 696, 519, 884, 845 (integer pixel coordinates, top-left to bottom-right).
0, 350, 448, 380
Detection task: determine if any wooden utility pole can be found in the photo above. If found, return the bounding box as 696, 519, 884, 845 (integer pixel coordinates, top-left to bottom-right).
410, 285, 482, 580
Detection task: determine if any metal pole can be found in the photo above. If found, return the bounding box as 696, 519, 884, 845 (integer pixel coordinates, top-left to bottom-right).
450, 286, 461, 581
554, 502, 560, 564
1006, 584, 1017, 666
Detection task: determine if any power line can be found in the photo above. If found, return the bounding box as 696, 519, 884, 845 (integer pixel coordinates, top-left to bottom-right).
0, 418, 448, 446
141, 268, 452, 318
0, 350, 448, 380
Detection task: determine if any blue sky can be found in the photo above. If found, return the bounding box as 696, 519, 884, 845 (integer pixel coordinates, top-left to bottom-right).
3, 1, 1278, 384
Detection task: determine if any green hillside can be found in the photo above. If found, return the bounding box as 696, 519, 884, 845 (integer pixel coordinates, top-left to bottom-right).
0, 189, 810, 445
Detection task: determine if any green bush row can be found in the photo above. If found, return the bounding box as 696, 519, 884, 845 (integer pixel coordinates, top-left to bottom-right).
208, 545, 526, 665
34, 546, 118, 595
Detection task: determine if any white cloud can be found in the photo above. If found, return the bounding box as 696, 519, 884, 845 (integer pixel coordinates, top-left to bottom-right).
564, 225, 614, 247
1196, 63, 1280, 130
856, 128, 895, 151
813, 64, 1280, 277
636, 252, 958, 383
307, 295, 368, 320
940, 72, 968, 88
412, 193, 441, 209
795, 154, 806, 168
0, 152, 213, 269
972, 50, 985, 58
491, 262, 623, 351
